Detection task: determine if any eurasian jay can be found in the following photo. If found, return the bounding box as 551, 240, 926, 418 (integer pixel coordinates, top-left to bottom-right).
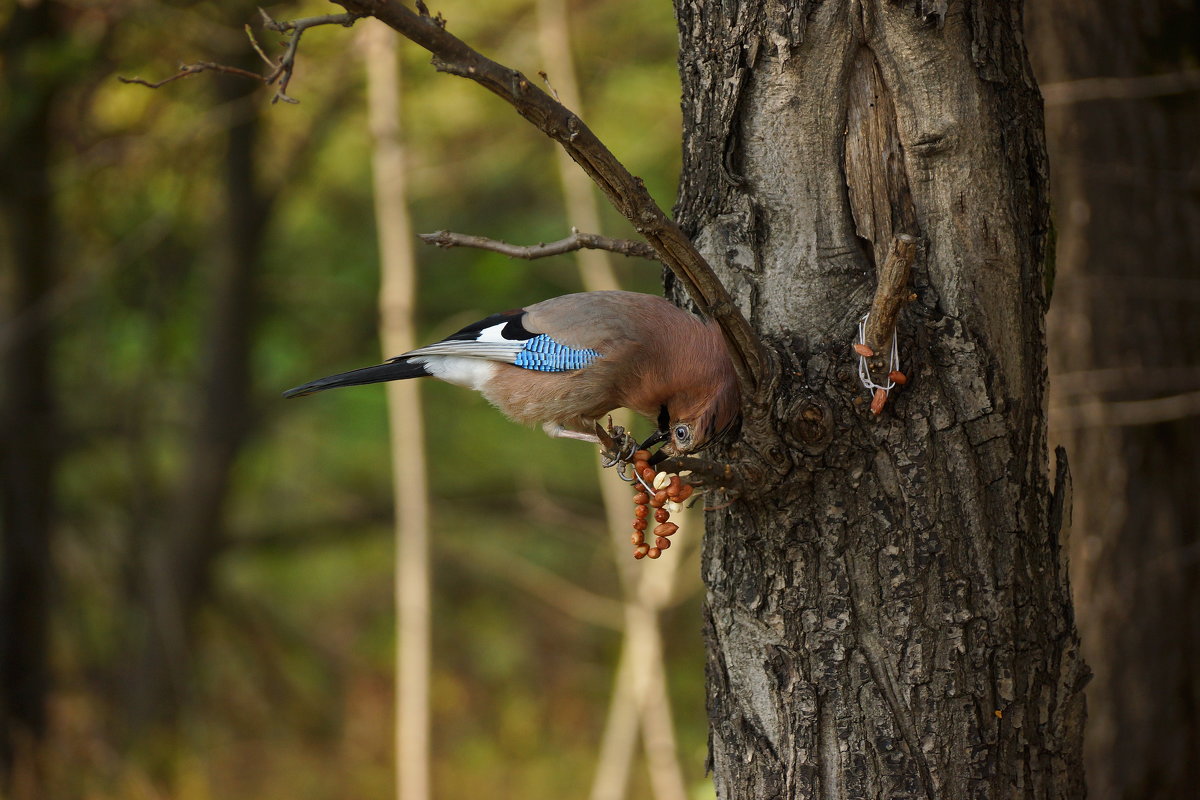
284, 290, 739, 455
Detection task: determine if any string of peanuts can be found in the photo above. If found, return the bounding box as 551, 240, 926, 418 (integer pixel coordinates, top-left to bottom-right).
853, 311, 907, 414
627, 449, 693, 560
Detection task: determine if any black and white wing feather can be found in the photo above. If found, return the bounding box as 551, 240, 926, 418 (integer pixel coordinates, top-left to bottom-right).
283, 307, 602, 398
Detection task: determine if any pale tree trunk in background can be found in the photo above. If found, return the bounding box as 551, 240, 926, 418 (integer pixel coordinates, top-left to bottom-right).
363, 21, 432, 800
672, 1, 1085, 796
536, 3, 690, 799
1028, 3, 1200, 798
602, 548, 695, 800
535, 0, 622, 295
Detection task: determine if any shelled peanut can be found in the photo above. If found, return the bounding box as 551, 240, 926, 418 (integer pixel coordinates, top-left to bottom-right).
629, 449, 693, 560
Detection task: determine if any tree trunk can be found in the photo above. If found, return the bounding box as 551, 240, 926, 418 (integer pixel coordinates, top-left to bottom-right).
672, 1, 1086, 796
1028, 3, 1200, 798
130, 60, 269, 729
361, 21, 433, 800
0, 0, 62, 781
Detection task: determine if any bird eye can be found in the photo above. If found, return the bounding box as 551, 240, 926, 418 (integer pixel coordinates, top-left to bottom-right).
672, 423, 691, 444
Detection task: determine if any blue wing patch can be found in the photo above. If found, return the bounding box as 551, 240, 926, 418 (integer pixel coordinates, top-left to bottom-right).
513, 335, 601, 372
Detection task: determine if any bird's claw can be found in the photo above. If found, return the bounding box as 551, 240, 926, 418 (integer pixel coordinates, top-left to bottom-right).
597, 419, 658, 492
595, 420, 619, 458
596, 419, 639, 466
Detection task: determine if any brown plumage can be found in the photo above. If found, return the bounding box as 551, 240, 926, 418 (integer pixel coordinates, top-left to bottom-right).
284, 291, 740, 454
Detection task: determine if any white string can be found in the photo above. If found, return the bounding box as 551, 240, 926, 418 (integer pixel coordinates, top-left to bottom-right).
856, 312, 899, 395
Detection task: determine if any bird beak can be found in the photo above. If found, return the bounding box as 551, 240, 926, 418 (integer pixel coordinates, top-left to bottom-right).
638, 428, 669, 451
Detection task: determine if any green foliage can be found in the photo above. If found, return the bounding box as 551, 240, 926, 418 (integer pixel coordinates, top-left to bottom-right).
34, 0, 708, 797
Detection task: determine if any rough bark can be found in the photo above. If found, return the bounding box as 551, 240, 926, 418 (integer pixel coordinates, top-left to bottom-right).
1028, 3, 1200, 798
673, 1, 1085, 797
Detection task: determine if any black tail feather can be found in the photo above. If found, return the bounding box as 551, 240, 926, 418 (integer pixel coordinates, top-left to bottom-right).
283, 358, 430, 398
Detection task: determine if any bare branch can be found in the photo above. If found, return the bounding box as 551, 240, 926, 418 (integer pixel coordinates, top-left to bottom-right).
118, 61, 266, 89
244, 24, 277, 69
655, 456, 741, 493
419, 229, 660, 261
333, 0, 768, 400
119, 10, 362, 103
259, 9, 363, 104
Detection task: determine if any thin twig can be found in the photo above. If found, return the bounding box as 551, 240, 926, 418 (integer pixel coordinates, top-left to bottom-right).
537, 70, 561, 103
419, 229, 660, 261
118, 62, 266, 89
333, 0, 768, 400
119, 10, 362, 104
260, 9, 363, 104
244, 24, 277, 69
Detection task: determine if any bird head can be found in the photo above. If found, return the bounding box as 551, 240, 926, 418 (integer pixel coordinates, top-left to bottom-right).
622, 310, 742, 456
659, 377, 740, 454
637, 330, 739, 457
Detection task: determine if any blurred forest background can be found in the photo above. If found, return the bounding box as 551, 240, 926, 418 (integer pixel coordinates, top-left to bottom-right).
0, 1, 1196, 799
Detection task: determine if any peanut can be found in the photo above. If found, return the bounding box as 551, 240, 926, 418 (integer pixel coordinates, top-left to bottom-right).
654, 522, 679, 538
871, 387, 887, 415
